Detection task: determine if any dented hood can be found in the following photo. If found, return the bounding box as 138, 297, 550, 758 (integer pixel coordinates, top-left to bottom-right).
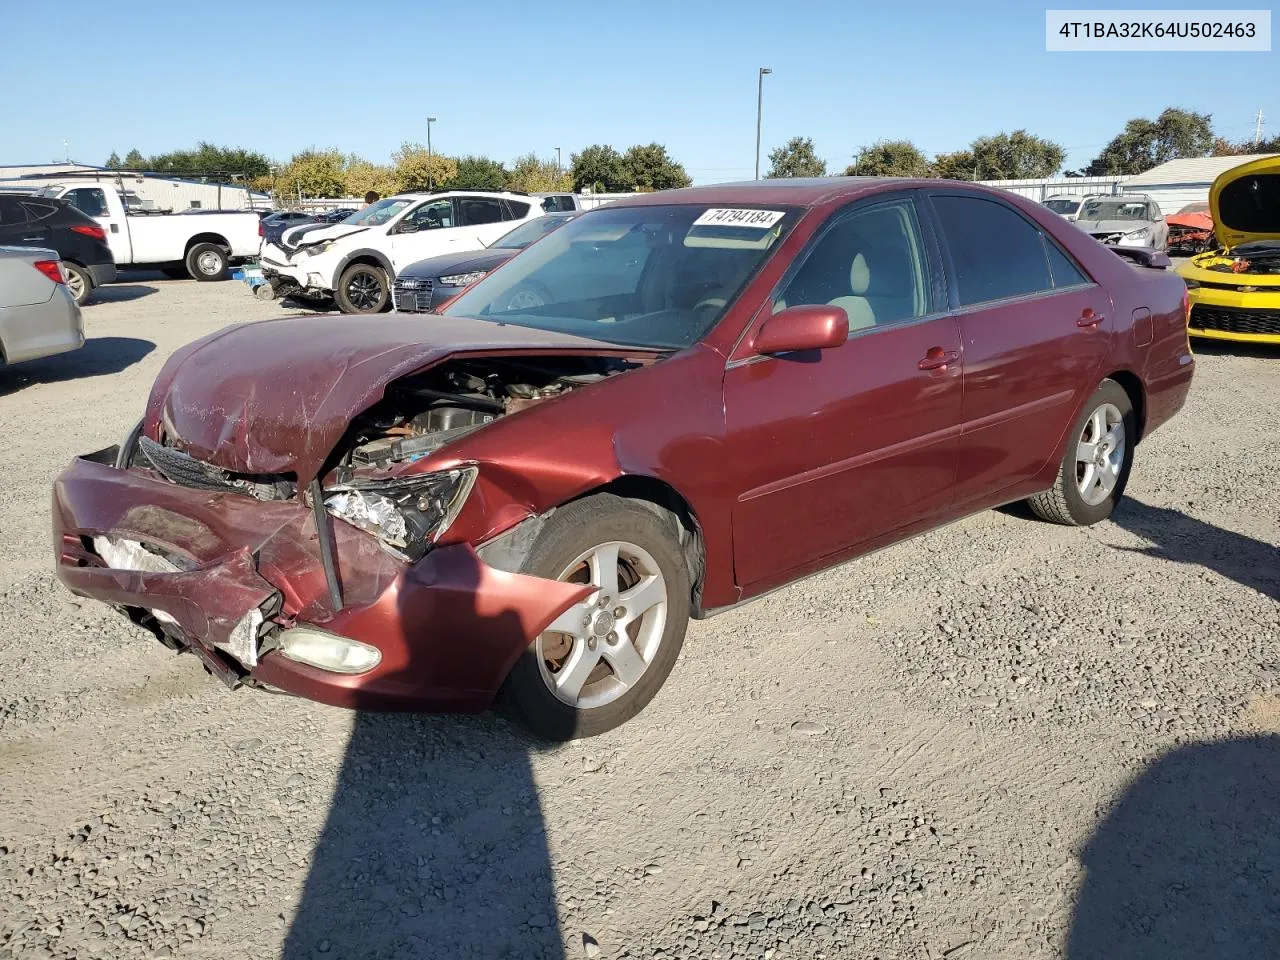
151, 314, 622, 486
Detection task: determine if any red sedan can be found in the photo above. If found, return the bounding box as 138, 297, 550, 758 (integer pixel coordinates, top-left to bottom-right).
53, 179, 1194, 739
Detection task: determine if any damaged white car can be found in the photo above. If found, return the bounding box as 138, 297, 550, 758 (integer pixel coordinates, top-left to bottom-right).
260, 190, 545, 314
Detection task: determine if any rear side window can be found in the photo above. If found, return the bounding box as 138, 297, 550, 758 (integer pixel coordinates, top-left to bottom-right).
502, 200, 531, 220
20, 200, 60, 222
458, 197, 503, 226
0, 196, 28, 224
931, 195, 1053, 306
62, 187, 109, 218
1042, 236, 1089, 288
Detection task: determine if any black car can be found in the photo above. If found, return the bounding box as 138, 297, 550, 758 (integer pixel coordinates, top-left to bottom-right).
260, 211, 317, 246
0, 193, 116, 305
392, 212, 579, 313
315, 207, 358, 223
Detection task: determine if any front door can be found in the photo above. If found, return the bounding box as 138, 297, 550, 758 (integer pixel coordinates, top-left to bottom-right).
60, 186, 128, 262
389, 198, 462, 272
924, 192, 1111, 507
725, 196, 963, 590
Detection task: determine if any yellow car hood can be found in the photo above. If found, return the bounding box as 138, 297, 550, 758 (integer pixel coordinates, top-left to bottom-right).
1210, 154, 1280, 250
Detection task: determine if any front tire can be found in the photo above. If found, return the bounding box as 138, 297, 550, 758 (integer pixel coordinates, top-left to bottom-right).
185, 243, 229, 282
499, 494, 691, 740
63, 263, 92, 305
1027, 379, 1136, 526
335, 263, 389, 314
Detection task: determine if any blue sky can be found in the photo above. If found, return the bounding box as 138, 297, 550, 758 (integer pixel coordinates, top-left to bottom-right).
2, 0, 1275, 181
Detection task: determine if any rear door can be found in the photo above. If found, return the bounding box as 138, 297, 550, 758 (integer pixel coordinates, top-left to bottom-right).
924, 191, 1110, 508
457, 196, 513, 247
0, 196, 49, 249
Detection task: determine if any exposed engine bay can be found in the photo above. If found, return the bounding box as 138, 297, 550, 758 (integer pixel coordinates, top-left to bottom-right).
1204, 241, 1280, 274
332, 355, 639, 478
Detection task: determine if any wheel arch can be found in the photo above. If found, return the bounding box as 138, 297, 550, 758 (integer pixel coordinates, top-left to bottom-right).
1102, 368, 1147, 442
335, 248, 394, 285
184, 232, 231, 254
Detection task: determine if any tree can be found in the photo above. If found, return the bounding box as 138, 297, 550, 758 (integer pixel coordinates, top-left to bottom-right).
275, 149, 348, 199
571, 144, 630, 192
452, 155, 508, 190
931, 149, 975, 180
344, 158, 397, 199
145, 142, 270, 179
966, 130, 1065, 179
844, 140, 931, 178
1085, 108, 1215, 176
766, 137, 827, 178
123, 149, 145, 169
506, 153, 572, 193
391, 142, 457, 191
621, 143, 691, 191
104, 151, 122, 170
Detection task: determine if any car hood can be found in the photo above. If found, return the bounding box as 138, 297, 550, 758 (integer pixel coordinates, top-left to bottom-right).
1076, 219, 1153, 235
397, 249, 516, 280
1210, 155, 1280, 250
281, 222, 369, 250
150, 313, 624, 487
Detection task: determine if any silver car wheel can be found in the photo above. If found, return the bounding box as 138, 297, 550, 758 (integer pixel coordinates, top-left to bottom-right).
196, 250, 223, 276
1075, 402, 1125, 506
535, 540, 668, 709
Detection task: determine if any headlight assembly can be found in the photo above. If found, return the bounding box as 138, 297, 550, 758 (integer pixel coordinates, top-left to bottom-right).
323, 467, 477, 561
1123, 227, 1151, 242
439, 270, 488, 287
1183, 278, 1200, 289
301, 241, 332, 258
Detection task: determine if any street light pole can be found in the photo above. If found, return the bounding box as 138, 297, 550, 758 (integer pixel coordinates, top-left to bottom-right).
426, 117, 437, 189
556, 146, 562, 178
755, 67, 772, 179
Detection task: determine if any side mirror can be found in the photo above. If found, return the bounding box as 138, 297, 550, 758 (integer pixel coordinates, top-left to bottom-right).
395, 221, 419, 234
753, 305, 849, 356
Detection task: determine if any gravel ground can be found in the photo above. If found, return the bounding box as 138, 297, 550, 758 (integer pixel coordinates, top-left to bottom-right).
0, 274, 1276, 960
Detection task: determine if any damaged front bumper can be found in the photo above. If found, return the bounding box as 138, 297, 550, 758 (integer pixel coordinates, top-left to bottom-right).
53, 450, 591, 711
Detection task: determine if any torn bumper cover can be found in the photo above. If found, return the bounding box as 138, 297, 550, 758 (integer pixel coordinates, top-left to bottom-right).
53, 452, 591, 711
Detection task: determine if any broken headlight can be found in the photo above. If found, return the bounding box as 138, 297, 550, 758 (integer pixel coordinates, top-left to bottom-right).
324, 467, 477, 561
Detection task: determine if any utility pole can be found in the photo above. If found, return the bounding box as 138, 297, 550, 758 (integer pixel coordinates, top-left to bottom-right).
755, 67, 772, 179
1254, 108, 1265, 146
427, 117, 437, 188
63, 139, 70, 164
556, 146, 562, 178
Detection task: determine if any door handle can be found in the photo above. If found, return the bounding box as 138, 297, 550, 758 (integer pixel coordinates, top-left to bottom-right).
22, 236, 42, 242
1076, 308, 1105, 327
918, 347, 959, 371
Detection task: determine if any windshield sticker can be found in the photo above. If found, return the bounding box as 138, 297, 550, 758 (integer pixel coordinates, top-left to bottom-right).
693, 208, 784, 229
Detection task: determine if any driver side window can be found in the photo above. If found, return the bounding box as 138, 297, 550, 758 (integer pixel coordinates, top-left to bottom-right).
773, 200, 929, 332
403, 199, 455, 230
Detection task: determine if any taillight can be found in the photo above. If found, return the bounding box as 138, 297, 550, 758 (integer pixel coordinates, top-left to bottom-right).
33, 260, 65, 284
258, 221, 265, 237
1181, 285, 1190, 325
70, 223, 107, 241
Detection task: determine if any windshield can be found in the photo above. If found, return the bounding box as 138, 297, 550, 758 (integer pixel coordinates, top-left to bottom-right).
1081, 198, 1149, 221
441, 204, 798, 350
491, 215, 576, 250
340, 197, 413, 226
1044, 198, 1080, 214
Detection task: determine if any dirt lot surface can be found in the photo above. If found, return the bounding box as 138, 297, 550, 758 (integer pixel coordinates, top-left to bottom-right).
1, 275, 1277, 960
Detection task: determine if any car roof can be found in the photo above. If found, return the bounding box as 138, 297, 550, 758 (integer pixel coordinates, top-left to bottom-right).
605, 176, 977, 209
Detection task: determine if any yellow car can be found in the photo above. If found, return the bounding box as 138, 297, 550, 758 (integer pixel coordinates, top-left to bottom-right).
1176, 155, 1280, 345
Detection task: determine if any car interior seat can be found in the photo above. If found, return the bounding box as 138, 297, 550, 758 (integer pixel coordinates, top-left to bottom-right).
828, 246, 917, 330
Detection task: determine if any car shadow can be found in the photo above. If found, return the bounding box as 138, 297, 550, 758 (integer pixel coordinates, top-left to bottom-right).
1187, 340, 1280, 360
281, 559, 566, 959
1067, 735, 1280, 959
0, 336, 155, 397
1108, 498, 1278, 603
88, 284, 157, 304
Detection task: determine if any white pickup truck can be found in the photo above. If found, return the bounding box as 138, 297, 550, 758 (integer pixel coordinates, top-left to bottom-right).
33, 183, 261, 280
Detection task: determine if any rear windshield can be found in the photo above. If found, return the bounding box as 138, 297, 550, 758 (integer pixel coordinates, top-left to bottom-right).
1044, 198, 1080, 214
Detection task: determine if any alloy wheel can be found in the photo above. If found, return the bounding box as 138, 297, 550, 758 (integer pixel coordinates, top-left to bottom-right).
346, 270, 383, 310
535, 540, 668, 709
1075, 402, 1125, 506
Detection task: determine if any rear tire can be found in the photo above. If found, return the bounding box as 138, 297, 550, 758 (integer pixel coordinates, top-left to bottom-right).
335, 263, 389, 314
1027, 379, 1136, 526
186, 243, 229, 282
63, 263, 92, 305
498, 494, 691, 740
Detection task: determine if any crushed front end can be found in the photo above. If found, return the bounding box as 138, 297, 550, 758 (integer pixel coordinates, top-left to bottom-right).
1178, 244, 1280, 344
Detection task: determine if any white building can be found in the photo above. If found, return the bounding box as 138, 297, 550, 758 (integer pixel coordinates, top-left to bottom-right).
1120, 154, 1279, 214
0, 164, 268, 211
